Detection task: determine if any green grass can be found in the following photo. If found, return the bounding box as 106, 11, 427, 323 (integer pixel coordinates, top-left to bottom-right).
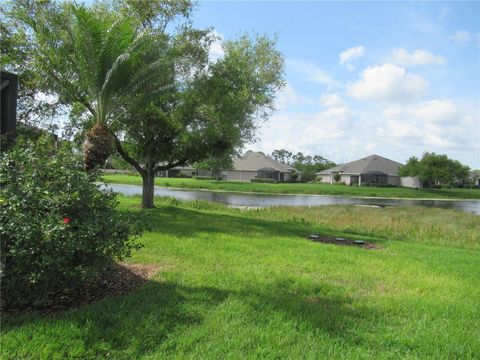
103, 174, 480, 200
2, 196, 480, 359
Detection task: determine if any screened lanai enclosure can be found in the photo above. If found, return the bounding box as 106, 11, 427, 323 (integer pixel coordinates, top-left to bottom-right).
256, 167, 287, 182
360, 171, 388, 185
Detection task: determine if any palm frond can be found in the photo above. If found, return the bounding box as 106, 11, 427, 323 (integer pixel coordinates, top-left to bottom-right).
72, 6, 109, 101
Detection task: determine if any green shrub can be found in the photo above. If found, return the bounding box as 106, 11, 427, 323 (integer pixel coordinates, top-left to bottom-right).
361, 183, 396, 188
0, 138, 141, 309
251, 178, 276, 183
290, 172, 299, 183
193, 175, 213, 180
298, 169, 316, 183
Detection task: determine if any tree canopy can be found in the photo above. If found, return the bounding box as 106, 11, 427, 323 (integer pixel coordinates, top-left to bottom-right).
399, 152, 470, 188
3, 0, 285, 207
270, 149, 335, 182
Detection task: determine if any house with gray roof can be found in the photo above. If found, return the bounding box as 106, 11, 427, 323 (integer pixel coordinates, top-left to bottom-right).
222, 151, 299, 182
316, 154, 421, 188
158, 151, 300, 182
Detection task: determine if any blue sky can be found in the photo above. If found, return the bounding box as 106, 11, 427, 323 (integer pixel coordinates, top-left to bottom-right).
192, 1, 480, 168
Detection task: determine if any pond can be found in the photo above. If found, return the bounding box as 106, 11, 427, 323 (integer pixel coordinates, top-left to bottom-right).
107, 183, 480, 215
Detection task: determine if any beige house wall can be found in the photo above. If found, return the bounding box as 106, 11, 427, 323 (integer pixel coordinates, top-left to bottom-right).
400, 176, 422, 188
223, 170, 257, 182
224, 170, 293, 182
317, 174, 332, 183
341, 174, 352, 185
387, 176, 401, 186
178, 169, 196, 177
315, 173, 421, 188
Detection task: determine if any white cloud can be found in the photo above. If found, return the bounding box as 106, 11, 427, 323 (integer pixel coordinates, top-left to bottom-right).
450, 30, 471, 44
255, 104, 351, 158
209, 30, 224, 62
251, 97, 479, 167
287, 59, 341, 87
320, 93, 344, 108
390, 48, 446, 66
379, 99, 477, 151
383, 100, 457, 124
423, 133, 455, 148
339, 46, 365, 71
276, 83, 314, 109
347, 63, 428, 101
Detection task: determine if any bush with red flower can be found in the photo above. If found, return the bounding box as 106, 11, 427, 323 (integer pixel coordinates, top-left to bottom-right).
0, 137, 142, 309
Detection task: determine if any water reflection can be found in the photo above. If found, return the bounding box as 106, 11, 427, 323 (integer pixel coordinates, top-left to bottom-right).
107, 183, 480, 215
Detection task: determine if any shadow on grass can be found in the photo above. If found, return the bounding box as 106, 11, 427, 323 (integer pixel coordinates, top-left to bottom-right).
1, 277, 383, 358
239, 278, 375, 343
1, 205, 390, 358
137, 205, 386, 245
1, 281, 228, 358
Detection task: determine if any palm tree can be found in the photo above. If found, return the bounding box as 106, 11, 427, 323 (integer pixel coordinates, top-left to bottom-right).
70, 6, 159, 171
17, 3, 165, 171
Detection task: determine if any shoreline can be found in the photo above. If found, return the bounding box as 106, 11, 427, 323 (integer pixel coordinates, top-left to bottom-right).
103, 180, 480, 202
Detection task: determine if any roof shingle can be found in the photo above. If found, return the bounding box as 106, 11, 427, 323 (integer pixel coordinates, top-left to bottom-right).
233, 152, 298, 172
317, 154, 403, 175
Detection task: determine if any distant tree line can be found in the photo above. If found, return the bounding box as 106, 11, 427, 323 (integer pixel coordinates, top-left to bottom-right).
270, 149, 336, 182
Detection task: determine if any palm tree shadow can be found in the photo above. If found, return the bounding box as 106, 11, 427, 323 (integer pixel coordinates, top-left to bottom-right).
138, 205, 386, 245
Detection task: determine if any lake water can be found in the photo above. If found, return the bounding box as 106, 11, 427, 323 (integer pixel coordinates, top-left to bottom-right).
107, 183, 480, 215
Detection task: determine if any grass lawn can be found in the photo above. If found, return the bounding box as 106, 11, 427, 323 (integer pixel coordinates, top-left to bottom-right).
2, 196, 480, 359
103, 173, 480, 200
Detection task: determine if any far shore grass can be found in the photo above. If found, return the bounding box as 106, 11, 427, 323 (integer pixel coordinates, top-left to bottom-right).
102, 173, 480, 200
2, 197, 479, 359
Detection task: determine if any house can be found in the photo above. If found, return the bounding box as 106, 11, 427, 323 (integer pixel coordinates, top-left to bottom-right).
157, 166, 195, 178
158, 151, 299, 181
468, 170, 480, 188
316, 154, 421, 188
221, 151, 300, 182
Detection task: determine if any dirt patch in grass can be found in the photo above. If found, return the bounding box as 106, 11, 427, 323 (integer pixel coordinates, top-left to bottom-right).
307, 235, 381, 249
4, 262, 163, 315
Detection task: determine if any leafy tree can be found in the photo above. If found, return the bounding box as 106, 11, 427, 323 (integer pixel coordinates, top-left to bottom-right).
271, 149, 293, 165
0, 0, 67, 126
293, 152, 306, 165
115, 34, 284, 206
271, 149, 335, 182
399, 152, 470, 188
195, 152, 234, 180
5, 0, 285, 207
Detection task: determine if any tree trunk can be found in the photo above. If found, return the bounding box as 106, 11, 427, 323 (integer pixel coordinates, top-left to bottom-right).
83, 122, 113, 172
141, 166, 155, 208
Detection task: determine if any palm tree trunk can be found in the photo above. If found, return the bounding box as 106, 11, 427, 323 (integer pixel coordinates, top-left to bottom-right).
83, 122, 113, 172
